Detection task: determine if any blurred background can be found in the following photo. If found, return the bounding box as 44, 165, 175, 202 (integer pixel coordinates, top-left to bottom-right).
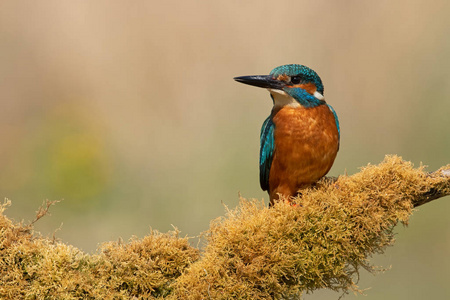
1, 0, 449, 298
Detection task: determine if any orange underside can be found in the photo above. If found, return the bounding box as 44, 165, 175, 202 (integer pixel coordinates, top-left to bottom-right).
269, 104, 339, 204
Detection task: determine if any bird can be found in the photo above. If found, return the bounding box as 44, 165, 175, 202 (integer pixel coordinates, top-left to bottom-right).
234, 64, 340, 205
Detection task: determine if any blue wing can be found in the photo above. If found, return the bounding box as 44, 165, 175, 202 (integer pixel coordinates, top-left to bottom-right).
327, 104, 340, 144
260, 116, 275, 191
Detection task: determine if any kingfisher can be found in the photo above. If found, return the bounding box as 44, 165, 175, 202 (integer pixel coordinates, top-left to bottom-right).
234, 64, 340, 205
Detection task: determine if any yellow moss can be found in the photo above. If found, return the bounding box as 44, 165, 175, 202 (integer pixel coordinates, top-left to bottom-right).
0, 199, 199, 299
0, 156, 449, 299
92, 230, 200, 298
173, 156, 449, 299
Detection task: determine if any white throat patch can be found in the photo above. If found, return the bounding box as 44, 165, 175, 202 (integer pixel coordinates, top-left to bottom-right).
268, 89, 300, 108
268, 89, 326, 108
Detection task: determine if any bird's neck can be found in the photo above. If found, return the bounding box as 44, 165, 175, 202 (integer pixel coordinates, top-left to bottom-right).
269, 89, 324, 110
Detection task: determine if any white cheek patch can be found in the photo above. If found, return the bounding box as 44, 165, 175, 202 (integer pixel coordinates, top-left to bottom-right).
314, 91, 325, 101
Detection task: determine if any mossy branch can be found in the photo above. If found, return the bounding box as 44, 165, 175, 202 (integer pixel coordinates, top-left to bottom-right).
0, 155, 449, 299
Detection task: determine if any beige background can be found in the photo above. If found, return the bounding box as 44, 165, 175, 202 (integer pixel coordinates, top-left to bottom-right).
1, 1, 449, 298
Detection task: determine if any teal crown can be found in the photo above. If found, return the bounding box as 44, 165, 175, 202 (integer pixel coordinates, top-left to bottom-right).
270, 64, 324, 94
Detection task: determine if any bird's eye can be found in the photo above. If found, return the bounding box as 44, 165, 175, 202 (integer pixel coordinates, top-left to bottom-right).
291, 76, 302, 84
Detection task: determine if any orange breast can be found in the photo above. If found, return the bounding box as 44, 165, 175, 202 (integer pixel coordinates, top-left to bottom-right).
269, 104, 339, 203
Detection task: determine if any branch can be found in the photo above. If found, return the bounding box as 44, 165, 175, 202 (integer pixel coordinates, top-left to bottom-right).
174, 155, 450, 299
413, 167, 450, 207
320, 163, 450, 208
0, 155, 449, 299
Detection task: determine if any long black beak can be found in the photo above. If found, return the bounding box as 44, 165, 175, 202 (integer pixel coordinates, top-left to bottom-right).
234, 75, 284, 90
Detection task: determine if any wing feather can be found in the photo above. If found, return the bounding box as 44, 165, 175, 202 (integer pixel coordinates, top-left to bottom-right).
259, 116, 275, 191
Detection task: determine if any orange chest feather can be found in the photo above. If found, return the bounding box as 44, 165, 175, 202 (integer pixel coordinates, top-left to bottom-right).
272, 105, 339, 148
270, 105, 339, 183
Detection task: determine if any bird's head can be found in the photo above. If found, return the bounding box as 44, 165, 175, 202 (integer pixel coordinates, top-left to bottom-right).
234, 64, 325, 108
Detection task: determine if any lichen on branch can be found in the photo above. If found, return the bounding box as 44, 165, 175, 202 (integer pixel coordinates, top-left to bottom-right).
174, 155, 450, 299
0, 155, 449, 299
